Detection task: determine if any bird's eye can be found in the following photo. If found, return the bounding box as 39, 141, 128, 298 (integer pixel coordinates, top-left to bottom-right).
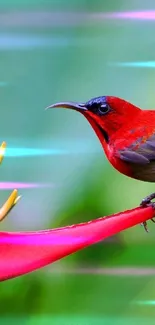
98, 104, 111, 115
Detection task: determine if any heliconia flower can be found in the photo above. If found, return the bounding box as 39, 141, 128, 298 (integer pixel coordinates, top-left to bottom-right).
0, 141, 6, 164
0, 140, 154, 281
0, 141, 21, 222
0, 203, 154, 281
0, 189, 21, 222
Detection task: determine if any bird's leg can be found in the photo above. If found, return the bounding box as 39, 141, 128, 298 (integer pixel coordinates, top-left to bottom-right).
140, 193, 155, 206
141, 221, 149, 233
140, 193, 155, 232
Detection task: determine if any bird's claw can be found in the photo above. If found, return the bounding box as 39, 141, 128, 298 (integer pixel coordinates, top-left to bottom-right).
0, 141, 21, 223
140, 193, 155, 208
140, 193, 155, 232
140, 221, 149, 233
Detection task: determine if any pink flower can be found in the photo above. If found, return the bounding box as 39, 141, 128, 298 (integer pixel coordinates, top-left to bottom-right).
0, 141, 154, 281
0, 203, 154, 281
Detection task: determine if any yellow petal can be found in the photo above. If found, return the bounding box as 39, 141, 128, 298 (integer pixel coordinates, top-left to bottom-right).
14, 195, 22, 205
0, 141, 6, 164
0, 189, 21, 222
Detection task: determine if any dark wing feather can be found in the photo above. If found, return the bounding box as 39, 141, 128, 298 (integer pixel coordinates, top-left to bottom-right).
118, 134, 155, 181
120, 150, 149, 164
119, 134, 155, 165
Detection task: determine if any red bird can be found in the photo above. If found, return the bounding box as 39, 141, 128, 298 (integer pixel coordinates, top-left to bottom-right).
46, 96, 155, 231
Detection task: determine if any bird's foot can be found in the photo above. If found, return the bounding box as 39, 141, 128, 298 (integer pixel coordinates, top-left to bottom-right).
140, 193, 155, 207
140, 193, 155, 232
140, 221, 149, 233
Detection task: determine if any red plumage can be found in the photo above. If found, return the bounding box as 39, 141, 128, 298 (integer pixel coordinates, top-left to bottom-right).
82, 97, 155, 182
47, 96, 155, 182
47, 96, 155, 231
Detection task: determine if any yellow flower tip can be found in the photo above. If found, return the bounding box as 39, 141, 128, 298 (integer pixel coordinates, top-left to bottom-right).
1, 141, 6, 148
12, 189, 18, 197
14, 195, 22, 205
0, 141, 7, 163
0, 189, 21, 223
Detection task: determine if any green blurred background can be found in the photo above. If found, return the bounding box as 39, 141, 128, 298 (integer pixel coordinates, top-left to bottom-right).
1, 0, 155, 324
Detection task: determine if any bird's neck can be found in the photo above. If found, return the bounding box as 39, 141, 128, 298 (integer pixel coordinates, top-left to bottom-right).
84, 107, 141, 153
84, 114, 110, 150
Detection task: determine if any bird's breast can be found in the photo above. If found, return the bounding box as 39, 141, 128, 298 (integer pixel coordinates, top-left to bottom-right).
106, 144, 155, 182
104, 144, 133, 178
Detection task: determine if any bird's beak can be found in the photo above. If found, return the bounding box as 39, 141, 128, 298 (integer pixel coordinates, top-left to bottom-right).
45, 101, 88, 112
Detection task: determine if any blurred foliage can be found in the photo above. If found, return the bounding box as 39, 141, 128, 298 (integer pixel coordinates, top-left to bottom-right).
1, 0, 155, 324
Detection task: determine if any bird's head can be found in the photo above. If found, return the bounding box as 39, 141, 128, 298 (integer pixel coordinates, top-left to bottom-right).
46, 96, 141, 145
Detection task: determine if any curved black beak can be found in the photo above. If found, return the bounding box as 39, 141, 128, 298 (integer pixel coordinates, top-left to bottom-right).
45, 101, 87, 112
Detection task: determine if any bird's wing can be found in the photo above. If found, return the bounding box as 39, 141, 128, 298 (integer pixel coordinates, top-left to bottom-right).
118, 134, 155, 165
